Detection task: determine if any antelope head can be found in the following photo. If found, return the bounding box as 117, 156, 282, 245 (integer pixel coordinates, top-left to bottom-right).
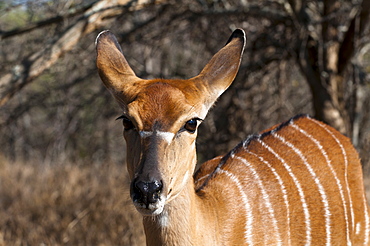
96, 29, 245, 216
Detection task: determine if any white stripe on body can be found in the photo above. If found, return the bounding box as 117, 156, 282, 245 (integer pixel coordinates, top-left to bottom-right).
258, 139, 312, 246
195, 174, 209, 185
292, 121, 352, 245
234, 156, 282, 245
248, 150, 291, 246
363, 198, 370, 245
312, 118, 370, 245
272, 130, 332, 245
218, 169, 253, 245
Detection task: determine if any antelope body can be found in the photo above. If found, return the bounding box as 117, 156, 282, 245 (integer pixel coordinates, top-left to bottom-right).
96, 29, 370, 245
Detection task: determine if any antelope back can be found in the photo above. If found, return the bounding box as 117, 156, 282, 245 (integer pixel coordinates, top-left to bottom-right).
195, 114, 370, 245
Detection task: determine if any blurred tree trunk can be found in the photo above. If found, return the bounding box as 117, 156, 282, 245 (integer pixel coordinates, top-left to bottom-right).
291, 0, 370, 135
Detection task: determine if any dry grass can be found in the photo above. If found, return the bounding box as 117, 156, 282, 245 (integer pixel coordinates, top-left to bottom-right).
0, 158, 145, 245
0, 157, 369, 246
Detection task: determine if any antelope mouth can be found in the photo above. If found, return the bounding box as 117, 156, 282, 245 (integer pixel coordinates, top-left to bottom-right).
132, 197, 166, 216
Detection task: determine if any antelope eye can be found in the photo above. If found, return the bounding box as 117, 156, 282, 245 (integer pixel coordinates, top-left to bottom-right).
184, 118, 202, 133
116, 115, 134, 130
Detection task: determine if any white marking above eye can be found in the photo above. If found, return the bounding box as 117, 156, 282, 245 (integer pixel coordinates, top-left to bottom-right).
139, 131, 175, 144
139, 131, 153, 138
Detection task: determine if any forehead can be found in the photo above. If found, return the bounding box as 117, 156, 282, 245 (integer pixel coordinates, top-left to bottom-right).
127, 82, 195, 131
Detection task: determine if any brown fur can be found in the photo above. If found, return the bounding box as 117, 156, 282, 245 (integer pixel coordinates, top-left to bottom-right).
195, 115, 370, 244
96, 29, 370, 245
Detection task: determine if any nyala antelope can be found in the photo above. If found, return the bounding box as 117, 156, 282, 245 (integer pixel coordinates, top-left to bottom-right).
95, 28, 370, 245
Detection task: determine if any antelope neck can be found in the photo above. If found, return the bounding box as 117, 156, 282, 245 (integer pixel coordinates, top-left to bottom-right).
143, 176, 217, 246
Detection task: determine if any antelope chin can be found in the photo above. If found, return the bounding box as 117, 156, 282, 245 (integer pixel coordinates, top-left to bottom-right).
133, 198, 166, 216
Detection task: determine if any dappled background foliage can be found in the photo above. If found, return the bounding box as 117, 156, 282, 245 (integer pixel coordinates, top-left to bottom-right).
0, 0, 369, 244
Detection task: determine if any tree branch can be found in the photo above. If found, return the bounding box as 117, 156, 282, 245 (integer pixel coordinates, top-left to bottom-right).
0, 1, 98, 40
338, 0, 370, 74
0, 0, 163, 107
189, 4, 290, 23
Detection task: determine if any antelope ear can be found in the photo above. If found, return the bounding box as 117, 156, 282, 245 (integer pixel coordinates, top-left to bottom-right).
95, 30, 141, 106
195, 29, 246, 108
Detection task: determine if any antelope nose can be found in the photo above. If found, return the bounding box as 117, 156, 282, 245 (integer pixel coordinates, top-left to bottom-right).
132, 179, 163, 206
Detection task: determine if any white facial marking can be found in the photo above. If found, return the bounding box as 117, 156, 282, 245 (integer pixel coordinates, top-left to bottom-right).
134, 196, 165, 216
140, 131, 153, 138
139, 130, 175, 144
157, 209, 169, 227
156, 131, 175, 144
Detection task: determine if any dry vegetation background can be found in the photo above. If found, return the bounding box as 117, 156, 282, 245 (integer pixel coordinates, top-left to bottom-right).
0, 0, 370, 245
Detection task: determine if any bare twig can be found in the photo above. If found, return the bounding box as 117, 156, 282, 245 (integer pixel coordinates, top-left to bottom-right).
0, 1, 99, 39
0, 0, 163, 107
